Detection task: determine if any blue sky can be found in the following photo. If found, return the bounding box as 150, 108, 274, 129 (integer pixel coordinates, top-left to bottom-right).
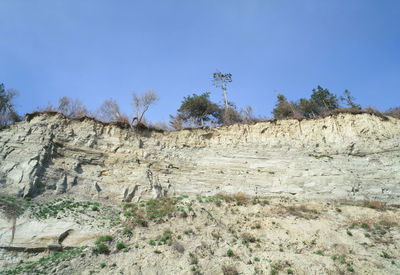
1, 1, 399, 123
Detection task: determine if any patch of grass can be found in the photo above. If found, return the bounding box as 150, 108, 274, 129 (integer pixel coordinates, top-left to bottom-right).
241, 232, 256, 243
149, 239, 156, 246
95, 243, 110, 254
227, 248, 234, 257
254, 256, 260, 262
316, 250, 323, 256
363, 200, 386, 210
347, 266, 354, 272
116, 242, 125, 250
0, 247, 87, 274
346, 229, 353, 236
212, 232, 221, 239
96, 235, 113, 243
154, 249, 161, 254
380, 251, 390, 258
189, 253, 198, 265
122, 228, 132, 235
100, 262, 106, 268
154, 229, 172, 245
287, 269, 294, 274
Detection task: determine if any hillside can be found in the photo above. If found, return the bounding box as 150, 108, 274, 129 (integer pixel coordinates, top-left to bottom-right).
0, 112, 399, 274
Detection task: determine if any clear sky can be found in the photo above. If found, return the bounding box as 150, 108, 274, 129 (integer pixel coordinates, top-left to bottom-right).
1, 1, 399, 123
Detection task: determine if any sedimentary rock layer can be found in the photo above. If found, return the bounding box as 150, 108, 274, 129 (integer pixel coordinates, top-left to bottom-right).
0, 112, 399, 204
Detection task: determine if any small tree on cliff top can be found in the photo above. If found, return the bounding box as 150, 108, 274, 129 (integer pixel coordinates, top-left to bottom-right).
177, 92, 219, 127
132, 90, 159, 126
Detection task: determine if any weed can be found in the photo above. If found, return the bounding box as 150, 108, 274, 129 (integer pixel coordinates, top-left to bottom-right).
254, 256, 260, 262
270, 269, 278, 275
316, 250, 323, 256
227, 248, 234, 257
221, 265, 239, 275
92, 205, 98, 211
212, 232, 221, 239
100, 263, 106, 268
95, 243, 110, 254
241, 232, 256, 243
154, 249, 161, 254
97, 235, 113, 243
381, 251, 390, 258
137, 219, 148, 227
331, 254, 337, 261
149, 239, 156, 246
346, 229, 353, 236
364, 233, 371, 237
190, 256, 198, 265
122, 228, 132, 235
287, 269, 294, 274
363, 200, 385, 210
347, 266, 354, 272
116, 242, 125, 250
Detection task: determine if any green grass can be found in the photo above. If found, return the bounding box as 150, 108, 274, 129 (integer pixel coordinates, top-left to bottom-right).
116, 242, 125, 250
96, 235, 113, 243
227, 249, 234, 257
122, 228, 132, 235
0, 247, 86, 274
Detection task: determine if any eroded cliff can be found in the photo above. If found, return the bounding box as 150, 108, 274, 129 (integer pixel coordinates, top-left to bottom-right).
1, 112, 399, 204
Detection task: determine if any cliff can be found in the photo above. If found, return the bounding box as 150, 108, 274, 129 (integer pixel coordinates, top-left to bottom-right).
1, 112, 399, 204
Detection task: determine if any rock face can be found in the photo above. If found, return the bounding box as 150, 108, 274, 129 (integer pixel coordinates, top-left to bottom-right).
0, 112, 399, 204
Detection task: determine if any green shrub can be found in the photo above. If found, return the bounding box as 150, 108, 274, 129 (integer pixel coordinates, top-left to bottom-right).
227, 249, 234, 257
122, 228, 132, 235
116, 242, 125, 250
96, 243, 110, 254
97, 235, 113, 242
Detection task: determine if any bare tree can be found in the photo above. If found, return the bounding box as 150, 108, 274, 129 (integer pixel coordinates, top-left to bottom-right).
57, 96, 88, 118
213, 71, 232, 111
96, 98, 123, 123
132, 90, 159, 125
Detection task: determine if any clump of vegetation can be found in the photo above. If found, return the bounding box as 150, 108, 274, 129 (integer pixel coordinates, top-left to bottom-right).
116, 242, 125, 250
227, 248, 234, 257
123, 197, 185, 227
94, 235, 113, 254
1, 247, 87, 274
363, 200, 386, 210
154, 229, 172, 246
122, 228, 132, 235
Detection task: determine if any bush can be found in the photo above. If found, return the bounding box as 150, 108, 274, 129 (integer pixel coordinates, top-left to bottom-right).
116, 242, 125, 250
96, 243, 110, 254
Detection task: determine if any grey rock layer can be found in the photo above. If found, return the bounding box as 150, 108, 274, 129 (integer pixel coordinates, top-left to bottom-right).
0, 113, 399, 204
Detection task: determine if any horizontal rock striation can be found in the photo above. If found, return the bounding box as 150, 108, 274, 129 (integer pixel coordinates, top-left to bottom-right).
0, 112, 399, 204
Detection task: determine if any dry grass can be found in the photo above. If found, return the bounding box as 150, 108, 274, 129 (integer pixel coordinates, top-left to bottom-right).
222, 265, 239, 275
217, 192, 249, 205
363, 200, 386, 210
